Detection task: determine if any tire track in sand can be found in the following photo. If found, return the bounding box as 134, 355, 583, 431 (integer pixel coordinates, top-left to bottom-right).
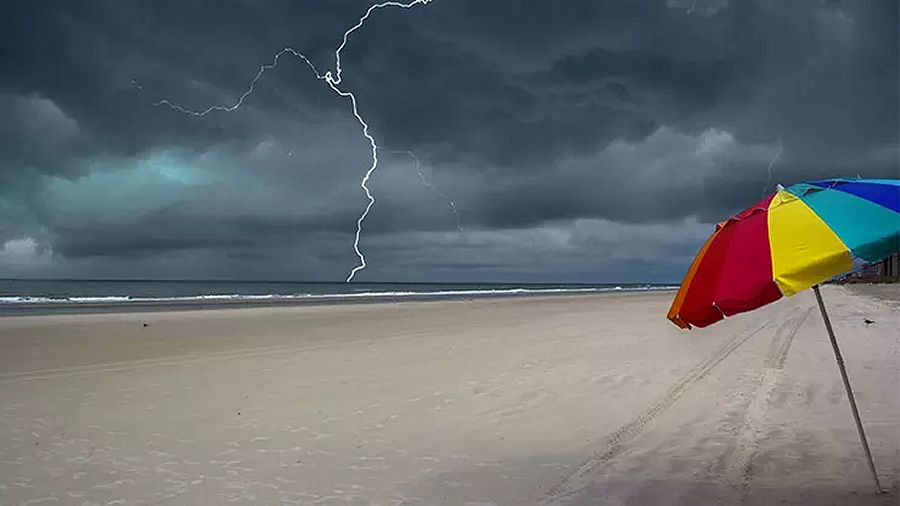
732, 305, 812, 502
0, 329, 435, 384
544, 316, 776, 503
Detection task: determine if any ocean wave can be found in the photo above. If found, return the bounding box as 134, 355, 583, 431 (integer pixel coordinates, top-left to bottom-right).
0, 285, 677, 305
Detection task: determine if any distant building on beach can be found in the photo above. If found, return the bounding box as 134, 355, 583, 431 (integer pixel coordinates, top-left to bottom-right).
877, 251, 899, 278
842, 251, 900, 282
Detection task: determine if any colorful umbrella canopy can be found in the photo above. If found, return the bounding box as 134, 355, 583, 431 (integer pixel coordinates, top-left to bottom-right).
668, 178, 899, 330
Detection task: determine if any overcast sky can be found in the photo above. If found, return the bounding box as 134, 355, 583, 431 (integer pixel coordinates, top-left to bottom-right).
1, 0, 897, 283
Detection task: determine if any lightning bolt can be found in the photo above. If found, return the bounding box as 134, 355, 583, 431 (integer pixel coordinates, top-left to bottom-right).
153, 0, 434, 282
762, 137, 783, 196
385, 149, 463, 232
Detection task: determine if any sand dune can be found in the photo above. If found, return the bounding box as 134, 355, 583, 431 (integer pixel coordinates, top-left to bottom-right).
0, 286, 897, 505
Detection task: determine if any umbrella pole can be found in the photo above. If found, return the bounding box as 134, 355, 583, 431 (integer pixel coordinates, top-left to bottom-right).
812, 285, 885, 494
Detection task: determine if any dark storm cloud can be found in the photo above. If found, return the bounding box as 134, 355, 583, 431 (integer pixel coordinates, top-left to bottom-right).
0, 0, 896, 281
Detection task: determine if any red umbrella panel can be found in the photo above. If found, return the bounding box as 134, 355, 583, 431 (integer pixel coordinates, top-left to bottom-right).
667, 193, 783, 329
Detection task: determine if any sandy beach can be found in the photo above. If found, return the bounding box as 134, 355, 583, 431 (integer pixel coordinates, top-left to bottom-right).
1, 286, 898, 505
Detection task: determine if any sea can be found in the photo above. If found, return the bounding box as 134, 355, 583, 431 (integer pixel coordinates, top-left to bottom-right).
0, 279, 677, 309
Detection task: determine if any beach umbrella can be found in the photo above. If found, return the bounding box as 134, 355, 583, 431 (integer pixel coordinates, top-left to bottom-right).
667, 178, 899, 494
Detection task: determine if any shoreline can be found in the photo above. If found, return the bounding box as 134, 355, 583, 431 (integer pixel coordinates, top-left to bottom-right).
0, 287, 676, 317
